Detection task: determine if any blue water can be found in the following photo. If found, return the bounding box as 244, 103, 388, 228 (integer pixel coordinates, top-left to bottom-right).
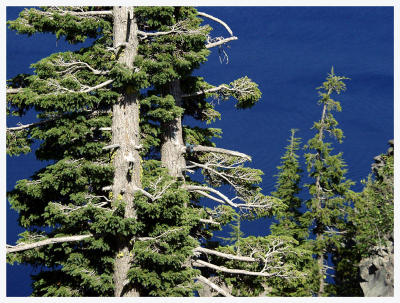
6, 6, 393, 296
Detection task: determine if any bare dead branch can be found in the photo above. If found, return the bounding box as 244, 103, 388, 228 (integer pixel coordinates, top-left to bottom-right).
7, 234, 92, 253
7, 120, 53, 132
52, 58, 109, 76
33, 7, 113, 18
6, 88, 23, 94
192, 259, 281, 278
197, 12, 233, 36
102, 144, 120, 151
199, 218, 221, 225
132, 186, 155, 201
137, 19, 208, 40
206, 36, 238, 49
137, 228, 184, 241
182, 84, 227, 98
190, 145, 251, 161
51, 200, 110, 214
47, 78, 114, 94
7, 110, 110, 133
197, 275, 233, 297
184, 185, 237, 207
194, 247, 257, 262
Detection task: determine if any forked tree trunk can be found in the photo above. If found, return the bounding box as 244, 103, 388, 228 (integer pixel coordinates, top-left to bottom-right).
161, 79, 186, 179
112, 6, 141, 297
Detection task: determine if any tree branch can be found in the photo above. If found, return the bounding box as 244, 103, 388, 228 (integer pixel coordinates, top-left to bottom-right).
48, 78, 114, 94
60, 10, 113, 17
194, 247, 257, 262
184, 185, 237, 208
132, 186, 155, 201
206, 36, 238, 49
36, 7, 113, 18
182, 84, 227, 98
7, 119, 54, 132
137, 19, 207, 40
7, 110, 111, 133
6, 88, 23, 94
197, 275, 233, 297
197, 12, 234, 36
189, 145, 251, 161
192, 259, 279, 278
199, 218, 221, 225
7, 234, 92, 253
137, 228, 184, 241
53, 59, 109, 76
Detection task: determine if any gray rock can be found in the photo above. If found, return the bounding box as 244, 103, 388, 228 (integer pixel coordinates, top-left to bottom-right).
359, 239, 394, 297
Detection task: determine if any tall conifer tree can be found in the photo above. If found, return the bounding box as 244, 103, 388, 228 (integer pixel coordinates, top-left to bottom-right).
303, 68, 354, 296
266, 129, 318, 296
271, 129, 305, 240
6, 6, 300, 297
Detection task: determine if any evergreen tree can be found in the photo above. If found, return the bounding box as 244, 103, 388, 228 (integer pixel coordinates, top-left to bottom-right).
132, 7, 304, 297
271, 129, 306, 241
265, 129, 318, 296
334, 142, 393, 296
303, 68, 354, 296
6, 6, 298, 297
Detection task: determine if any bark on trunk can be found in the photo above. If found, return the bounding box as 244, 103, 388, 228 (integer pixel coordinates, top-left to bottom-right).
317, 235, 325, 296
112, 6, 141, 297
315, 101, 328, 297
161, 79, 186, 179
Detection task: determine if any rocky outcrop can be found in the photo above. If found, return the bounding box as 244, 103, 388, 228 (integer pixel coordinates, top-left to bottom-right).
371, 139, 393, 177
359, 235, 394, 297
359, 139, 394, 297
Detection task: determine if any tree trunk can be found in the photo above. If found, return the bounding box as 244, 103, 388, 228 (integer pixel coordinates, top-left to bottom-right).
112, 6, 141, 297
317, 235, 325, 296
315, 102, 328, 297
161, 79, 186, 179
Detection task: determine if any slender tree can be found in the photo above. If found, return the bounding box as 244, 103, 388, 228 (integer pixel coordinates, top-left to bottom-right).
271, 129, 306, 240
303, 68, 354, 296
6, 6, 298, 297
265, 129, 318, 296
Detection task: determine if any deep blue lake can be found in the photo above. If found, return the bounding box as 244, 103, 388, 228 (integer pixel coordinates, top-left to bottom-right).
6, 6, 393, 296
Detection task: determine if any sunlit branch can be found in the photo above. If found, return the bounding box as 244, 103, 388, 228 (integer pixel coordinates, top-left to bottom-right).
136, 228, 184, 241
53, 58, 109, 76
7, 234, 92, 253
184, 185, 237, 208
206, 36, 238, 49
47, 78, 114, 94
7, 110, 111, 135
194, 247, 257, 262
6, 88, 23, 94
199, 218, 221, 225
197, 275, 233, 297
189, 145, 251, 161
197, 11, 234, 36
192, 259, 287, 278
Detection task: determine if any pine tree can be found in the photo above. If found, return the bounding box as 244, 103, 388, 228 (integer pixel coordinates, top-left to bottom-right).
265, 129, 318, 296
132, 7, 304, 297
271, 129, 305, 240
6, 6, 299, 297
334, 142, 393, 296
303, 68, 354, 296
